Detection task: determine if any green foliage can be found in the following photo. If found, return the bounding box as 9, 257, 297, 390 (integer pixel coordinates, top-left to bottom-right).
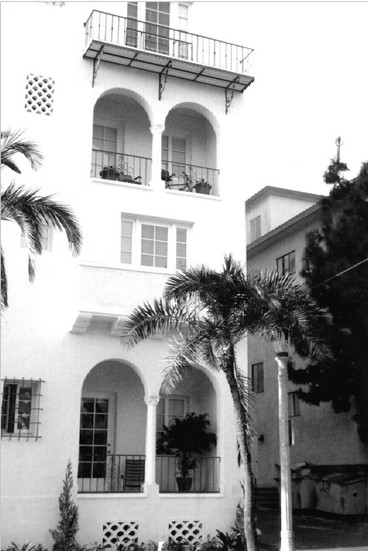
299, 161, 368, 440
157, 413, 216, 477
1, 129, 82, 308
2, 544, 48, 551
50, 461, 79, 551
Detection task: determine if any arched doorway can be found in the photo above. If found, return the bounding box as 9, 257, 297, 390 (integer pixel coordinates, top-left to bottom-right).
156, 367, 219, 492
78, 359, 146, 493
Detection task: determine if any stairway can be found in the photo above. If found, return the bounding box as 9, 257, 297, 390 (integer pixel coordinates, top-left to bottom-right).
256, 486, 280, 509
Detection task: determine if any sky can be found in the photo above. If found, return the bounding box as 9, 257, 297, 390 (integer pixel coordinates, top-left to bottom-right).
205, 1, 368, 196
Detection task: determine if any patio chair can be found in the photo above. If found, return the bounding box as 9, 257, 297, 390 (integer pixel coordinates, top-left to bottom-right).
121, 458, 145, 492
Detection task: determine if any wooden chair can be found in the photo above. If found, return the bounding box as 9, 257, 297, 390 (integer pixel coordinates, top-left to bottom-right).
121, 458, 145, 492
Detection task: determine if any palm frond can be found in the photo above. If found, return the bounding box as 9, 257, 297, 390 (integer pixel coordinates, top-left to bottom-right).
120, 298, 193, 348
1, 246, 8, 308
1, 129, 43, 172
1, 183, 82, 256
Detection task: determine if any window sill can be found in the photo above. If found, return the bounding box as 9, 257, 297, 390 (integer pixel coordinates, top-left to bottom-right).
79, 261, 178, 276
165, 188, 222, 201
91, 178, 154, 191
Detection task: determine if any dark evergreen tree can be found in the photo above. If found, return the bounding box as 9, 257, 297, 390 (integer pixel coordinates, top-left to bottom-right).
291, 150, 368, 441
50, 461, 79, 550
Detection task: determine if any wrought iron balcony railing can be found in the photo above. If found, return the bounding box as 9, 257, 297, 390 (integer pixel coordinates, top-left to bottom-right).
157, 455, 221, 493
78, 454, 146, 493
91, 149, 152, 185
162, 162, 219, 196
84, 10, 254, 106
84, 11, 253, 76
77, 453, 221, 493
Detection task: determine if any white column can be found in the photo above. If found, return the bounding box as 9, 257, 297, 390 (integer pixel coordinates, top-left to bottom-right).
150, 124, 165, 191
144, 395, 160, 491
276, 352, 294, 551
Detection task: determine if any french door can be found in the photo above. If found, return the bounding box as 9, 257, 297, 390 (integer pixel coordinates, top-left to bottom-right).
78, 393, 115, 482
145, 3, 170, 55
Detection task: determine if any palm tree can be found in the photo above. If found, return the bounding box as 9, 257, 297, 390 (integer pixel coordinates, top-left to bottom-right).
1, 129, 82, 307
120, 256, 329, 551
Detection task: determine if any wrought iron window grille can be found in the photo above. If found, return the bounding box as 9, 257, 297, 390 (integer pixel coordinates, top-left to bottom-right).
1, 378, 44, 440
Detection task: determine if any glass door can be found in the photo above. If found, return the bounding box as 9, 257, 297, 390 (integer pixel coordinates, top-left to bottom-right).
78, 393, 115, 489
145, 2, 170, 55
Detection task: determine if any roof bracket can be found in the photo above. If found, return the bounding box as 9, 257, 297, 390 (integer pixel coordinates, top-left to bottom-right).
92, 45, 104, 88
159, 61, 172, 100
225, 76, 240, 114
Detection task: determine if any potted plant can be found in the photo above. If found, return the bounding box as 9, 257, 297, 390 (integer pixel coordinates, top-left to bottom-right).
158, 412, 216, 492
195, 179, 212, 195
99, 166, 119, 180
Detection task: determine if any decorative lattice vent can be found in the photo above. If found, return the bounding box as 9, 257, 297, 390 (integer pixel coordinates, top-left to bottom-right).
168, 521, 203, 544
103, 522, 139, 547
25, 74, 55, 116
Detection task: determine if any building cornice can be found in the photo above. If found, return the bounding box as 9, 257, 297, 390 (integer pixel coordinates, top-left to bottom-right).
245, 185, 323, 208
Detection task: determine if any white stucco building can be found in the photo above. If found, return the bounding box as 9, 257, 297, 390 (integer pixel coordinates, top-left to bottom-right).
1, 2, 256, 547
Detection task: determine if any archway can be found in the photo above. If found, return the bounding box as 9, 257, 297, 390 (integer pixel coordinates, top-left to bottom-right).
78, 359, 146, 493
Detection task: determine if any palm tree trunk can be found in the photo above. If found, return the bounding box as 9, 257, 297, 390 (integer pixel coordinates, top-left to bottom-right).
225, 361, 258, 551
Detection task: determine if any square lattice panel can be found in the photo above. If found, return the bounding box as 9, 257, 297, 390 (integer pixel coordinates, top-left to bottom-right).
25, 73, 55, 116
168, 521, 203, 544
103, 521, 139, 546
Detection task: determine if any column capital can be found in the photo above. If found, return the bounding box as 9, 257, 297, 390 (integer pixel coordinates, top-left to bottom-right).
144, 395, 160, 407
150, 124, 165, 136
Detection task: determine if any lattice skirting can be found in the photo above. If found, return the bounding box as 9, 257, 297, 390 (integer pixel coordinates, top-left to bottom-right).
103, 521, 139, 547
168, 521, 203, 544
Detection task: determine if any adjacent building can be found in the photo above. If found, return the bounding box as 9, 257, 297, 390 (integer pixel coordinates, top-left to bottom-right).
246, 187, 368, 509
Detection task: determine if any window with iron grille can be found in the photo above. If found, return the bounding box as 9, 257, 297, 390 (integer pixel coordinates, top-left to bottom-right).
252, 362, 264, 393
1, 378, 44, 440
276, 250, 296, 275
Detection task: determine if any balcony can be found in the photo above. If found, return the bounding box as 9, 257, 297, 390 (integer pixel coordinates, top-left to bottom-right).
91, 149, 152, 186
83, 10, 254, 103
162, 162, 219, 196
78, 453, 221, 494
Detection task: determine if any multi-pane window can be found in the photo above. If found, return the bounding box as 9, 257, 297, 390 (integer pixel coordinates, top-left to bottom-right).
156, 395, 188, 443
178, 3, 189, 59
141, 224, 168, 268
126, 2, 138, 47
145, 2, 170, 54
288, 391, 300, 417
92, 124, 118, 177
176, 228, 187, 269
1, 378, 43, 440
252, 362, 264, 393
250, 215, 261, 242
121, 220, 134, 264
121, 215, 188, 271
276, 250, 296, 275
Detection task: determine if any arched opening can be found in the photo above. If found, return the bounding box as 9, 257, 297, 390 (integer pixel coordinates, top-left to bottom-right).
91, 91, 152, 186
77, 359, 146, 493
162, 103, 219, 195
156, 368, 219, 493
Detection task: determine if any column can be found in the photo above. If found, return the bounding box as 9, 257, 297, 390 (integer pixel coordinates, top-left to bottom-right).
276, 352, 294, 551
150, 124, 165, 191
144, 395, 160, 494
